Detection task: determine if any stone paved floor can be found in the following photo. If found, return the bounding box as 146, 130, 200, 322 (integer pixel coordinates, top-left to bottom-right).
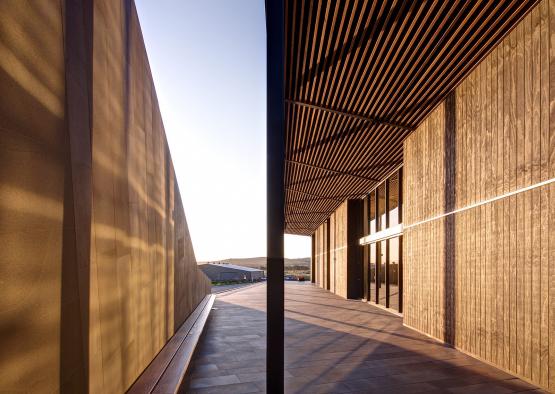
183, 283, 544, 393
211, 282, 262, 294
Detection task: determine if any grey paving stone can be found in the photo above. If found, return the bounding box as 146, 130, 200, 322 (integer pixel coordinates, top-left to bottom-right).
183, 283, 539, 393
189, 375, 241, 389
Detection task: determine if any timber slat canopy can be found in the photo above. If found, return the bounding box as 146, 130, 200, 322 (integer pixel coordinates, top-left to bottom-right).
284, 0, 539, 235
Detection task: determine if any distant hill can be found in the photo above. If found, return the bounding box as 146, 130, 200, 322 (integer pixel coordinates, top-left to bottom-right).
198, 257, 310, 270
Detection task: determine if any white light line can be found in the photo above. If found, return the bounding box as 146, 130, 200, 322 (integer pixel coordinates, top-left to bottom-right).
359, 224, 404, 245
405, 177, 555, 230
314, 245, 348, 256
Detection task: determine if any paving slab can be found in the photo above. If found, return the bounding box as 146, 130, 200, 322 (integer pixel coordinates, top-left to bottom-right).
183, 283, 537, 393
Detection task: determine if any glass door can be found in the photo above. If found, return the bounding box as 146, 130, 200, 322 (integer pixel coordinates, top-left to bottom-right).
378, 240, 387, 306
388, 237, 400, 312
361, 167, 403, 313
369, 243, 377, 303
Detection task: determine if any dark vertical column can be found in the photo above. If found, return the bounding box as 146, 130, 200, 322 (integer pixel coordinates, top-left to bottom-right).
374, 189, 379, 302
399, 168, 404, 314
347, 199, 363, 299
362, 197, 369, 300
311, 234, 316, 283
61, 0, 94, 392
326, 219, 331, 290
444, 92, 456, 344
266, 0, 285, 392
385, 180, 390, 308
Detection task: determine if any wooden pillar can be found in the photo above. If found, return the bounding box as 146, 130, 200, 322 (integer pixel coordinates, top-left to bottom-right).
311, 234, 316, 283
326, 219, 331, 290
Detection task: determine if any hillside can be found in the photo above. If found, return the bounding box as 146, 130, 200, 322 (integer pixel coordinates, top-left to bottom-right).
198, 257, 310, 270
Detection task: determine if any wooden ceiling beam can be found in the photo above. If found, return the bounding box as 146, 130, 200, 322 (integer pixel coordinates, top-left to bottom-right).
286, 220, 328, 224
286, 99, 413, 131
282, 1, 538, 236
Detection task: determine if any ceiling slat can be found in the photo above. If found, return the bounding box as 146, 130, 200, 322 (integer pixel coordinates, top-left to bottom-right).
284, 0, 539, 235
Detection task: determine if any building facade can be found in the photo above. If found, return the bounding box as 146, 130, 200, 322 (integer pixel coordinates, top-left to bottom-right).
297, 1, 555, 391
200, 263, 264, 282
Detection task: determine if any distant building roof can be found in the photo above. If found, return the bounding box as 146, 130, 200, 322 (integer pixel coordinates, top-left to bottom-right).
206, 263, 263, 272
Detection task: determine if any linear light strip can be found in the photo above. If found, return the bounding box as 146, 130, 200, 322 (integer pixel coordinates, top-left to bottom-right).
314, 245, 348, 257
404, 177, 555, 230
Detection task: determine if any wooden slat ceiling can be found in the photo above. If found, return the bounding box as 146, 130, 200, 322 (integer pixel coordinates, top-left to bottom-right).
284, 0, 538, 236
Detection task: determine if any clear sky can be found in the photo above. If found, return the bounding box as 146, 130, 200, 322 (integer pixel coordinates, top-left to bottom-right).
135, 0, 311, 261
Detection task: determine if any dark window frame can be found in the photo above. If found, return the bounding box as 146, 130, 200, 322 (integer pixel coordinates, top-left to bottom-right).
363, 166, 403, 312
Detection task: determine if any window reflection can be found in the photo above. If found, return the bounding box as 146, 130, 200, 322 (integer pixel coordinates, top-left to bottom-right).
369, 243, 377, 303
378, 240, 387, 306
389, 172, 399, 227
369, 191, 376, 234
377, 183, 386, 231
389, 237, 400, 311
363, 168, 403, 313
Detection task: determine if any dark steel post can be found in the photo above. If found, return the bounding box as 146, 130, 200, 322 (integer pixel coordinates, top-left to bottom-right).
311, 234, 316, 283
266, 0, 285, 392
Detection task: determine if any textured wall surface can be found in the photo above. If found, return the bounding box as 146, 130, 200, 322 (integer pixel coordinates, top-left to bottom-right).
331, 202, 348, 297
0, 2, 67, 392
313, 201, 361, 299
0, 1, 210, 393
404, 1, 555, 390
89, 1, 211, 392
314, 216, 328, 291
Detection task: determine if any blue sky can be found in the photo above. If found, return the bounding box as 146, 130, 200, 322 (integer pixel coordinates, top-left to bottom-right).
135, 0, 310, 261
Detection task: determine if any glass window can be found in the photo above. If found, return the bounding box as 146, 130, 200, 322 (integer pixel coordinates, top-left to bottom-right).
388, 237, 400, 311
369, 191, 376, 234
363, 168, 403, 313
378, 240, 387, 306
370, 243, 377, 303
377, 183, 386, 231
388, 172, 399, 227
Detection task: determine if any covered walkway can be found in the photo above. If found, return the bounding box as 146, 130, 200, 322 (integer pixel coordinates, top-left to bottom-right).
184, 283, 541, 393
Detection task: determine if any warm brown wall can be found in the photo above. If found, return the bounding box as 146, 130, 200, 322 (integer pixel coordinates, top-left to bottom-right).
331, 202, 348, 297
329, 214, 336, 293
0, 2, 67, 392
403, 1, 555, 390
90, 1, 210, 392
312, 200, 362, 299
311, 234, 316, 282
173, 183, 212, 332
0, 1, 210, 393
314, 223, 325, 288
404, 101, 452, 340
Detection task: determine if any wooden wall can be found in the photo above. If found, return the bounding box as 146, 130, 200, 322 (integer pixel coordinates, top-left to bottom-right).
404, 101, 452, 341
89, 2, 210, 392
403, 1, 555, 390
329, 213, 336, 293
331, 202, 348, 296
0, 1, 211, 393
314, 222, 326, 288
312, 200, 362, 299
0, 2, 68, 392
311, 234, 316, 283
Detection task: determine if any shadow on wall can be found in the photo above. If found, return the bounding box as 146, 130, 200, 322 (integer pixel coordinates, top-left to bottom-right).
0, 1, 69, 393
0, 1, 210, 393
88, 0, 212, 392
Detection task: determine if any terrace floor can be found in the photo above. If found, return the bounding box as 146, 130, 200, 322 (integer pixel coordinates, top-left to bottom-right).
183, 282, 543, 393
